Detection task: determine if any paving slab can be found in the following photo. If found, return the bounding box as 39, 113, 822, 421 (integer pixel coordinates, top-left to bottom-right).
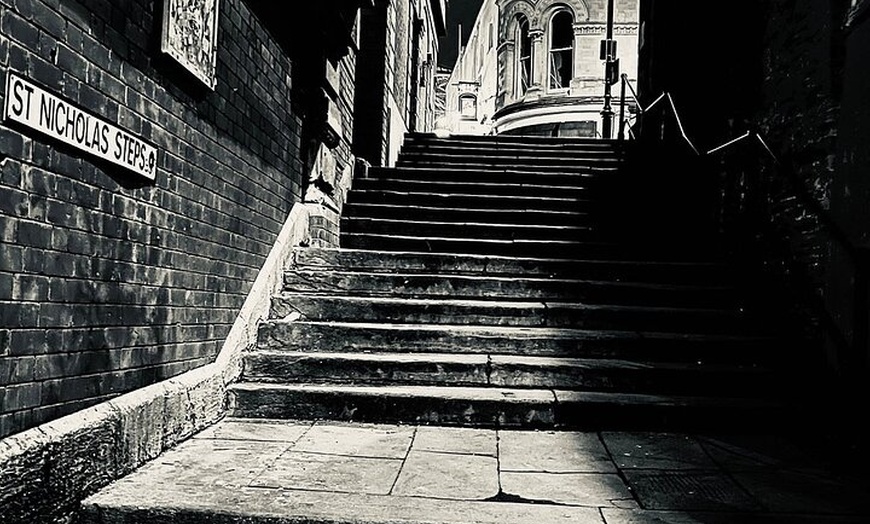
602, 432, 717, 470
392, 449, 499, 499
81, 482, 606, 524
291, 421, 415, 458
193, 417, 312, 442
500, 471, 636, 507
412, 425, 497, 456
623, 470, 762, 511
499, 429, 616, 472
111, 437, 291, 489
250, 450, 403, 495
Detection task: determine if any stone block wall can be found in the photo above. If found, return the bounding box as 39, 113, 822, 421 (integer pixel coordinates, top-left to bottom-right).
0, 0, 306, 439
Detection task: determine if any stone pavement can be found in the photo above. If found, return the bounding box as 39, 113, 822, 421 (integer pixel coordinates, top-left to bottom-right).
80, 417, 870, 523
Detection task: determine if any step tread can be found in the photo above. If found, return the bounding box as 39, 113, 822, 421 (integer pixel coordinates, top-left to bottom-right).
247, 350, 774, 373
284, 269, 734, 291
260, 319, 774, 342
294, 247, 729, 270
229, 382, 783, 408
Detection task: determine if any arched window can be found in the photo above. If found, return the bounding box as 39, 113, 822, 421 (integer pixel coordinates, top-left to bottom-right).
459, 94, 477, 119
516, 15, 532, 95
549, 10, 574, 90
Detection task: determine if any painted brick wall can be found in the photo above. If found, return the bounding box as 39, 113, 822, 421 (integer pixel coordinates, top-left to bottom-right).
0, 0, 306, 438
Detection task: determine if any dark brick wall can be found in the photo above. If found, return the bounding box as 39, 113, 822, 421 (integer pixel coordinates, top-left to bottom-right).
0, 0, 308, 438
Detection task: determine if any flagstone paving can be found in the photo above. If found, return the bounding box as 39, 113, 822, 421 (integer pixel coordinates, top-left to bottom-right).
80, 417, 870, 523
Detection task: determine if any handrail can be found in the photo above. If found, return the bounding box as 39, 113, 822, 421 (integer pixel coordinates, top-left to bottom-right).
617, 74, 698, 155
614, 73, 869, 379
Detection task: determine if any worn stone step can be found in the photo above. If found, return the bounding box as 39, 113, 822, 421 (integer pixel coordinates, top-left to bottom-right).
340, 217, 597, 242
255, 321, 780, 364
364, 166, 614, 185
351, 177, 593, 198
242, 351, 779, 396
346, 189, 588, 211
227, 382, 791, 431
268, 295, 753, 334
398, 142, 624, 157
396, 152, 622, 166
282, 270, 739, 308
394, 158, 620, 172
291, 247, 734, 284
339, 233, 721, 261
342, 202, 590, 227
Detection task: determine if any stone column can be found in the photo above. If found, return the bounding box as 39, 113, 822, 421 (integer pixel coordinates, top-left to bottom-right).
526, 28, 545, 98
498, 40, 515, 108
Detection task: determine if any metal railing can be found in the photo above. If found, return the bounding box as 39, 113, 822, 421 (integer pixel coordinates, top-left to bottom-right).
614, 73, 869, 383
617, 74, 699, 155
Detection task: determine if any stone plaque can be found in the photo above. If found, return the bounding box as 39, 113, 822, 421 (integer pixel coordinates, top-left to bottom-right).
161, 0, 220, 89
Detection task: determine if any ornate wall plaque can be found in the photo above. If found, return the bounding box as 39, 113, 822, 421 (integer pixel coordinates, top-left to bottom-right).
161, 0, 220, 89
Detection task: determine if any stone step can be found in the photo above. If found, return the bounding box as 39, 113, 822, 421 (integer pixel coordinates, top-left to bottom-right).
227, 382, 792, 431
242, 351, 779, 396
396, 152, 623, 167
398, 142, 625, 157
342, 202, 590, 227
340, 217, 598, 242
365, 165, 615, 185
345, 189, 588, 211
351, 177, 593, 198
282, 270, 739, 308
339, 233, 722, 261
255, 321, 780, 364
394, 158, 620, 172
268, 295, 754, 334
291, 247, 734, 284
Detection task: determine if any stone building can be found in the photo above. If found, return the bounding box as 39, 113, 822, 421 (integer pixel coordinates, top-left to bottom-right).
0, 0, 444, 441
354, 0, 447, 167
439, 0, 638, 136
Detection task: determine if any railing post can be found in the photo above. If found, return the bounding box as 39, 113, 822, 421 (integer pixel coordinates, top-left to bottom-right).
618, 74, 626, 141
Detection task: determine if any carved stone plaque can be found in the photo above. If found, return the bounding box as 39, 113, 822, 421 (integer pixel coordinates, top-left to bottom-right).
161, 0, 220, 89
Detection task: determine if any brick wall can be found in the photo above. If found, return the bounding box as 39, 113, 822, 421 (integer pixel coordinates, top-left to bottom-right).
0, 0, 308, 438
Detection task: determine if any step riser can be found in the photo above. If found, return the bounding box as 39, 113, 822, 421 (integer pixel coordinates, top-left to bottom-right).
339, 235, 703, 261
228, 387, 788, 432
340, 219, 597, 242
256, 322, 777, 364
364, 168, 608, 185
242, 353, 776, 396
342, 204, 590, 227
394, 160, 620, 172
352, 179, 594, 198
346, 191, 587, 211
229, 387, 557, 428
269, 296, 751, 334
292, 248, 734, 285
282, 273, 738, 308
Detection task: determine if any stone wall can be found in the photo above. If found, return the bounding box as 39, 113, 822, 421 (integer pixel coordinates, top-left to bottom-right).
0, 0, 308, 439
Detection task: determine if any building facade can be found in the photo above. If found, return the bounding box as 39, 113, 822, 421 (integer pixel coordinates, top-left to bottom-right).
439, 0, 638, 137
354, 0, 447, 167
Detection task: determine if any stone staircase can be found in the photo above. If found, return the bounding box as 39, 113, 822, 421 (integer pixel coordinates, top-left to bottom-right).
228, 133, 807, 432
